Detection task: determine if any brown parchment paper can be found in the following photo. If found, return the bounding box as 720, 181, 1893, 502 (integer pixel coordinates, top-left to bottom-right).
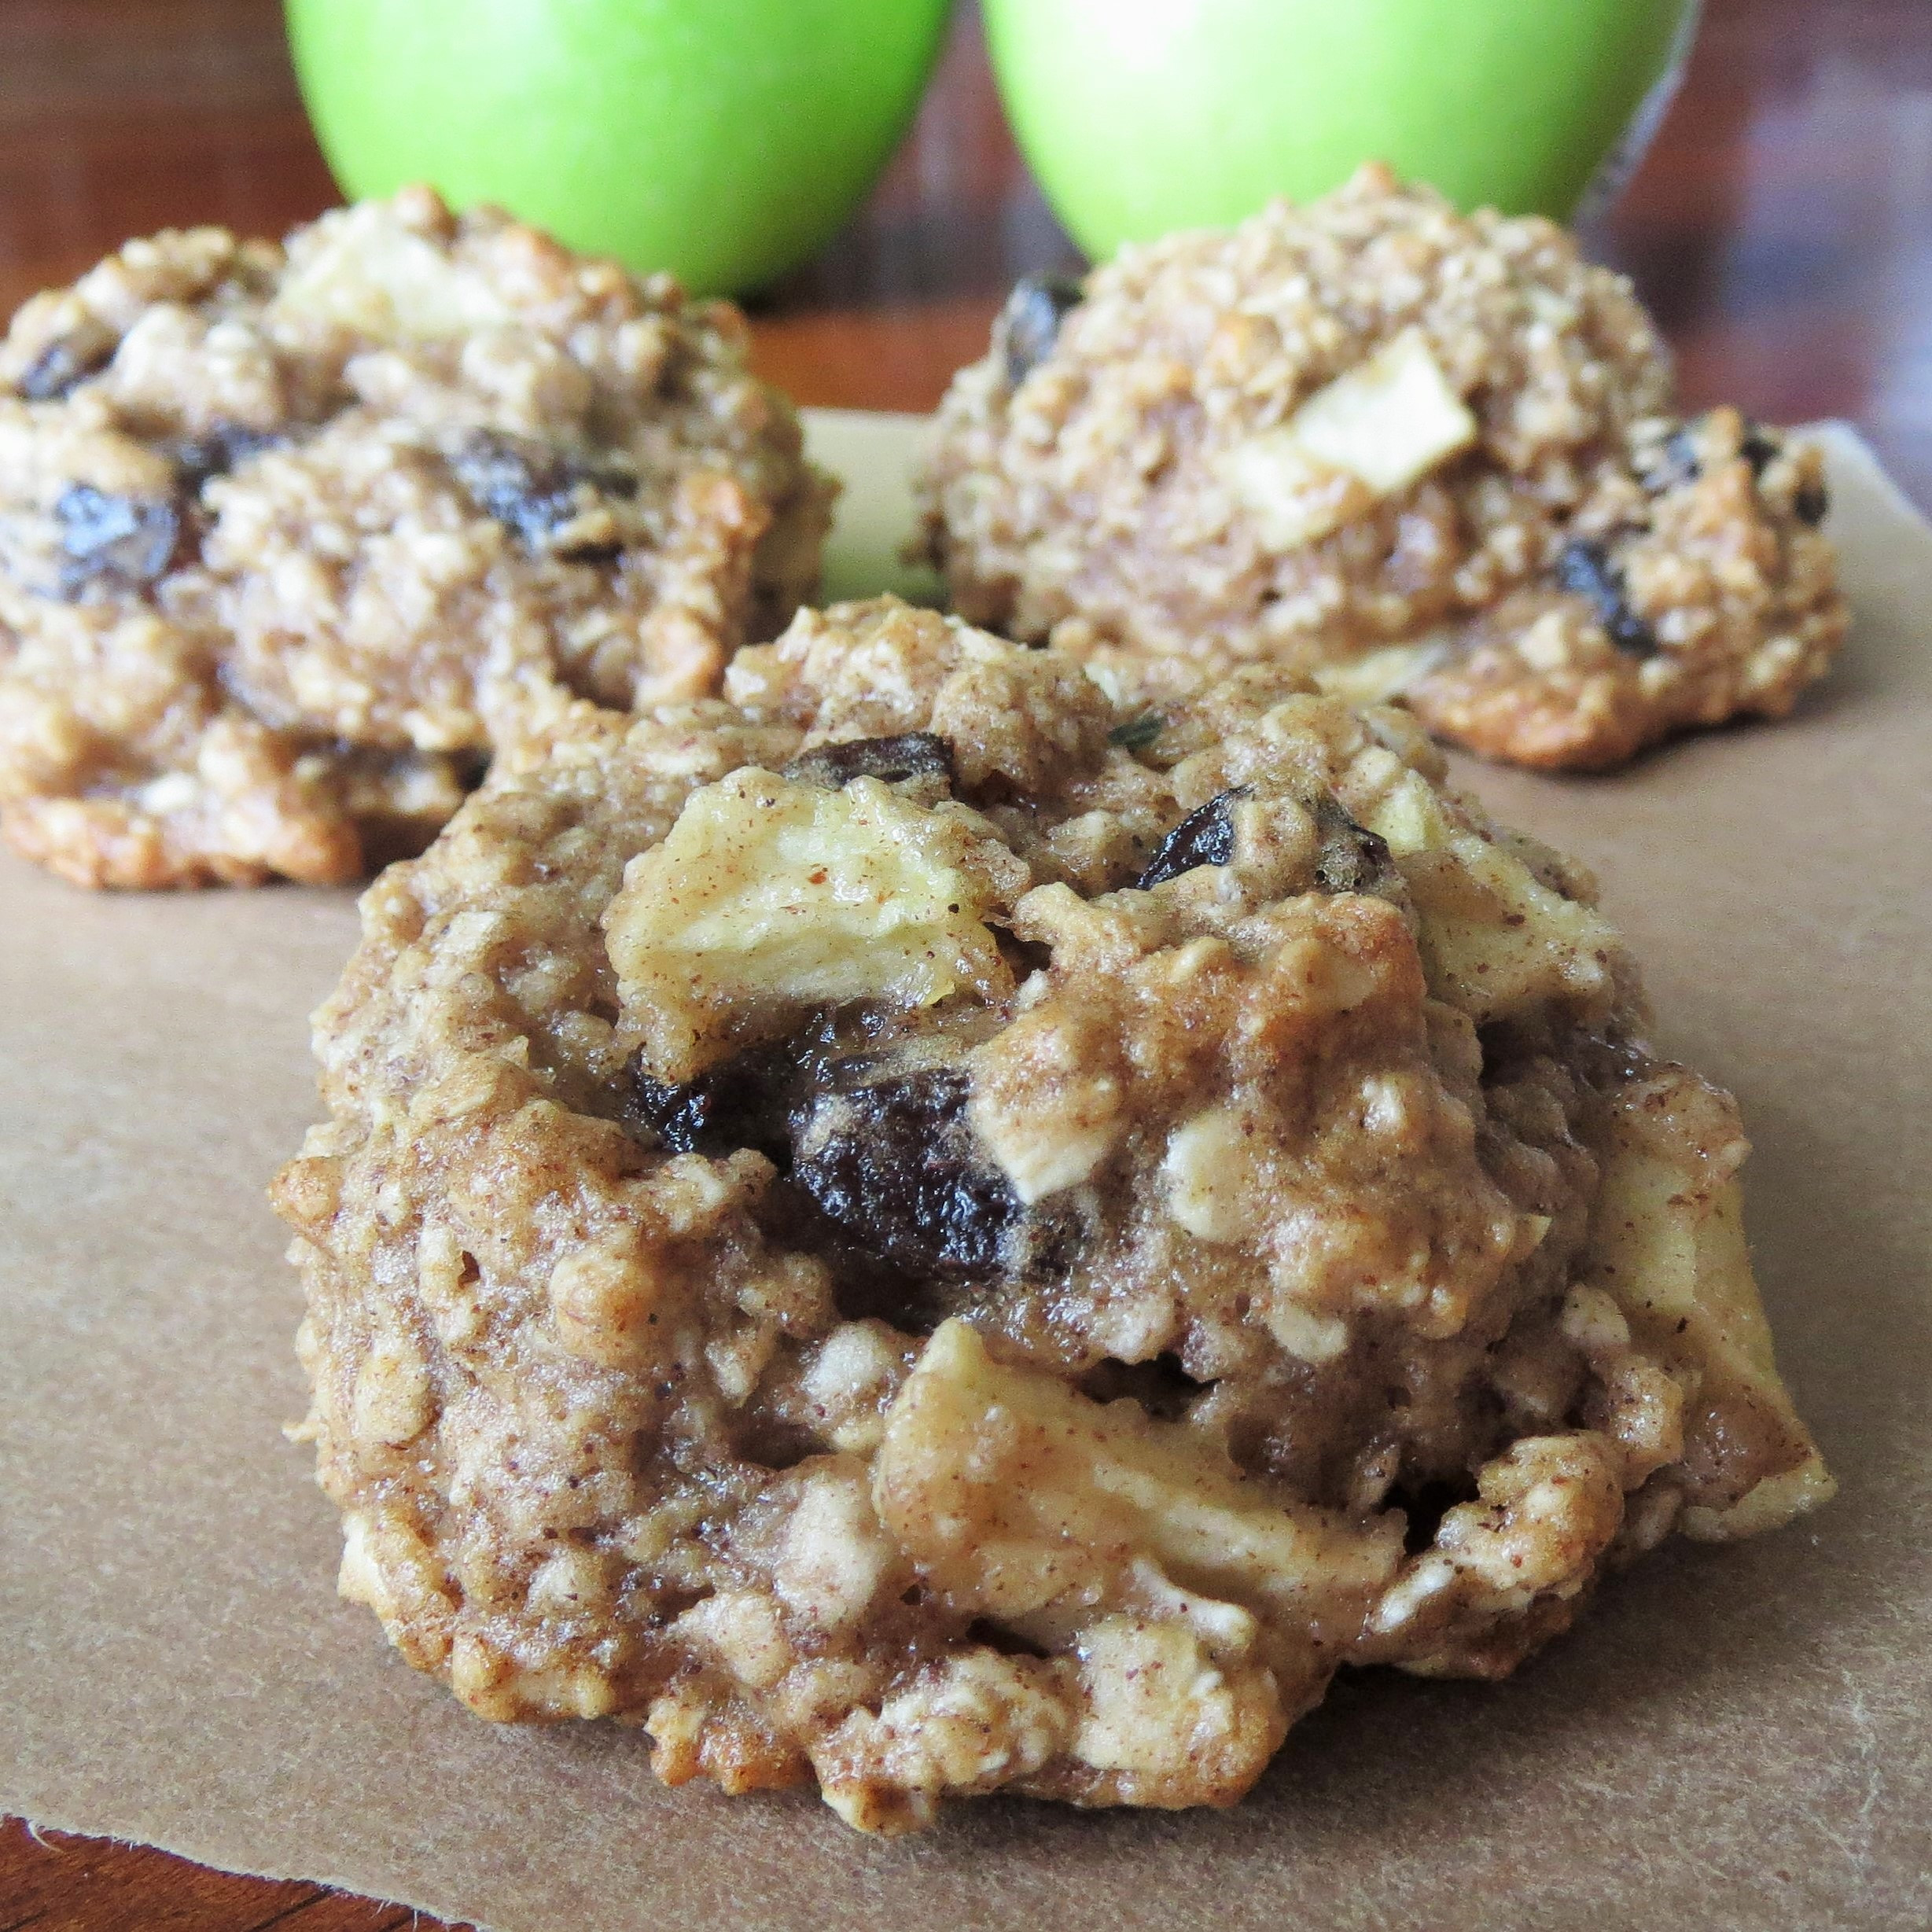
2, 414, 1928, 1932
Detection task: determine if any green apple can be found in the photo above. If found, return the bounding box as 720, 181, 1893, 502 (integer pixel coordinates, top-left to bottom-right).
983, 0, 1698, 256
285, 0, 954, 296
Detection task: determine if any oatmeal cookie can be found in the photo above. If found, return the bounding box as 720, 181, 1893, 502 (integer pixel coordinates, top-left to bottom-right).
275, 596, 1831, 1833
0, 186, 833, 887
916, 165, 1846, 770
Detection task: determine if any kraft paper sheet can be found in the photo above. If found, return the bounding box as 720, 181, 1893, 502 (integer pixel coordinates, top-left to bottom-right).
2, 412, 1926, 1930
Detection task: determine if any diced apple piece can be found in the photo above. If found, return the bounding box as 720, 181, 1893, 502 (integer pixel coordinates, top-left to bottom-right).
872, 1318, 1401, 1645
1353, 766, 1618, 1021
1408, 825, 1616, 1021
605, 769, 1014, 1081
1220, 331, 1477, 552
1290, 329, 1478, 495
1069, 1615, 1288, 1799
1310, 636, 1452, 707
1216, 434, 1371, 551
1580, 1087, 1834, 1540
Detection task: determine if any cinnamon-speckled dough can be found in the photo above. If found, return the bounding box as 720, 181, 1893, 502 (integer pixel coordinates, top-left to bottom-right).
916, 166, 1846, 771
276, 596, 1831, 1834
0, 186, 833, 887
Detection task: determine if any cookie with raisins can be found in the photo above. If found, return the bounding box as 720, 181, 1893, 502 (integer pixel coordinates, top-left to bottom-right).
0, 186, 832, 887
916, 166, 1846, 771
276, 596, 1829, 1833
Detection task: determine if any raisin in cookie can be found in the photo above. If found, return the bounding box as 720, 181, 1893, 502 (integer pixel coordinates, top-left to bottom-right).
916, 165, 1846, 771
275, 595, 1831, 1834
0, 186, 833, 887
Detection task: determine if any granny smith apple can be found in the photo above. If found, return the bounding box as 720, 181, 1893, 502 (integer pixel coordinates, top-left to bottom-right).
983, 0, 1698, 257
285, 0, 954, 296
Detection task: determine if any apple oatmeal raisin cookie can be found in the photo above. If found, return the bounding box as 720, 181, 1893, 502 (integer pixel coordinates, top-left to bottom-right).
0, 186, 833, 887
275, 595, 1831, 1834
915, 165, 1846, 770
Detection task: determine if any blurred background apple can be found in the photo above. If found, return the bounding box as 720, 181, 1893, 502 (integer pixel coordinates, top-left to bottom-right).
285, 0, 954, 296
983, 0, 1700, 259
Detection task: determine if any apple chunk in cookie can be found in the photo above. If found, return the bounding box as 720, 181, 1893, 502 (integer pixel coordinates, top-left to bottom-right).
277, 595, 1831, 1833
606, 764, 1022, 1083
0, 186, 833, 887
916, 164, 1846, 770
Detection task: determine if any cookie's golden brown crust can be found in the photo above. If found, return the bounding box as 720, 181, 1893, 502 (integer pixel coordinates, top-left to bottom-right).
916, 167, 1846, 770
277, 598, 1830, 1833
0, 187, 833, 887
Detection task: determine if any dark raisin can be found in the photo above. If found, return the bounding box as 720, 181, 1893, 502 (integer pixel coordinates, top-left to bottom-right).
995, 274, 1084, 388
1107, 712, 1165, 754
629, 1069, 733, 1156
1312, 794, 1398, 896
1794, 480, 1830, 527
783, 731, 955, 790
448, 428, 637, 556
624, 1037, 822, 1161
1136, 786, 1249, 889
53, 484, 179, 595
1650, 416, 1780, 495
1554, 538, 1658, 658
789, 1065, 1021, 1278
167, 424, 282, 494
15, 322, 117, 402
1739, 422, 1781, 477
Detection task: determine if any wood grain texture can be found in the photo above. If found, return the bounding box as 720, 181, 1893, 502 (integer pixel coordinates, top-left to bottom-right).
2, 0, 1924, 1923
0, 1817, 436, 1932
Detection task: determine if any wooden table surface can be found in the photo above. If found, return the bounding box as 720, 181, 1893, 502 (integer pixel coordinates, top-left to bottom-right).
2, 0, 1926, 1925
